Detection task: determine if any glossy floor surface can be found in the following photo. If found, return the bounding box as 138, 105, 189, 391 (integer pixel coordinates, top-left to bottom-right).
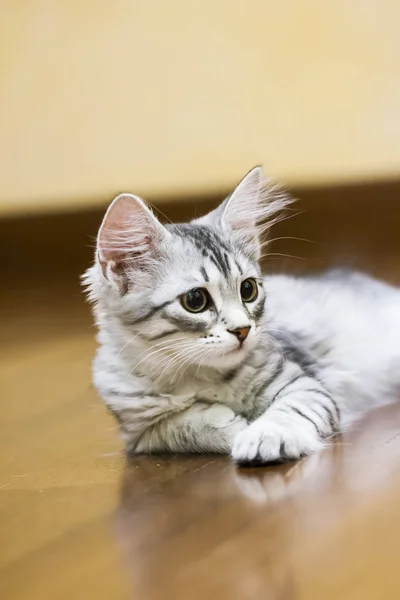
2, 192, 400, 599
2, 291, 400, 600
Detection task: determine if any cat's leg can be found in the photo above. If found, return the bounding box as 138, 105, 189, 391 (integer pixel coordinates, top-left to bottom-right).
116, 401, 248, 455
231, 361, 340, 464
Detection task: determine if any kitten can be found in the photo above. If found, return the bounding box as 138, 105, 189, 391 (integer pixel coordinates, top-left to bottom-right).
83, 167, 400, 463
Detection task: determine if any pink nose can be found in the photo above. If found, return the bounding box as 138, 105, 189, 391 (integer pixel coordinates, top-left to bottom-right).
228, 326, 251, 343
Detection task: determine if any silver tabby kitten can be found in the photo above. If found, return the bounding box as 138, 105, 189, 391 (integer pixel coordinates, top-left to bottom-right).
84, 167, 400, 463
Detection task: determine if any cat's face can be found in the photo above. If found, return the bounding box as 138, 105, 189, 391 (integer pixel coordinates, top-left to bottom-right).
118, 224, 265, 372
86, 167, 290, 378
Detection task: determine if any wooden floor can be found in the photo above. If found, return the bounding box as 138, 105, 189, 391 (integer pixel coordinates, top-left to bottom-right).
2, 185, 400, 599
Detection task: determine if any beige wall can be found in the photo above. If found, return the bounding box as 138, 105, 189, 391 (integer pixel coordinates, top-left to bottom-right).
1, 1, 400, 215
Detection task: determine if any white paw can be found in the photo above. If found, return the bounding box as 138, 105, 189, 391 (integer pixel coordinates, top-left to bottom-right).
231, 419, 324, 464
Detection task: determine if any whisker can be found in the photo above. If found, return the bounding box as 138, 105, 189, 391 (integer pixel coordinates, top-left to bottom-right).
194, 346, 215, 380
117, 331, 142, 355
153, 343, 195, 381
259, 252, 306, 262
263, 236, 315, 246
129, 338, 190, 374
175, 346, 210, 384
195, 346, 211, 378
157, 347, 196, 383
148, 202, 174, 226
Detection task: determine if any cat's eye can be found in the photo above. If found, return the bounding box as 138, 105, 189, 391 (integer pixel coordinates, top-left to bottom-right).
181, 288, 210, 313
240, 278, 258, 303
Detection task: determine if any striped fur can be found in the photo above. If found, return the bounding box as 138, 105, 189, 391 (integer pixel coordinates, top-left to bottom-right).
83, 167, 400, 464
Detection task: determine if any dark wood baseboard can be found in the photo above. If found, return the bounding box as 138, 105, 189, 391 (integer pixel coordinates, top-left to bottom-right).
2, 178, 400, 299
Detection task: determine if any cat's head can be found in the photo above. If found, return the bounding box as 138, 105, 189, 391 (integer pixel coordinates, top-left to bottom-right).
85, 167, 291, 378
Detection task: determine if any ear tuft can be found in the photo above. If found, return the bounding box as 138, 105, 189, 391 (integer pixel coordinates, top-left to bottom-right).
194, 167, 293, 260
218, 166, 293, 260
222, 166, 263, 234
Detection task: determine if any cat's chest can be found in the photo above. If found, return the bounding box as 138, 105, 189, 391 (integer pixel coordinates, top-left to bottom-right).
190, 364, 264, 417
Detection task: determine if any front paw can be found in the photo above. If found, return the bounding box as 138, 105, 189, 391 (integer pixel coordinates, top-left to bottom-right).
231, 419, 324, 465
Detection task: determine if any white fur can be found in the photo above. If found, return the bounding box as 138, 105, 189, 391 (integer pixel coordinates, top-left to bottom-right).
265, 270, 400, 423
84, 168, 400, 463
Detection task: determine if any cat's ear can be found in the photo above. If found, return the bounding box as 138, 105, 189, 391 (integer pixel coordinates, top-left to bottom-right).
198, 166, 291, 260
97, 193, 169, 291
221, 166, 263, 237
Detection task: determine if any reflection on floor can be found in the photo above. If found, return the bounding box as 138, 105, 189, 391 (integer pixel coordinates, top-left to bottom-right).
2, 278, 400, 600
